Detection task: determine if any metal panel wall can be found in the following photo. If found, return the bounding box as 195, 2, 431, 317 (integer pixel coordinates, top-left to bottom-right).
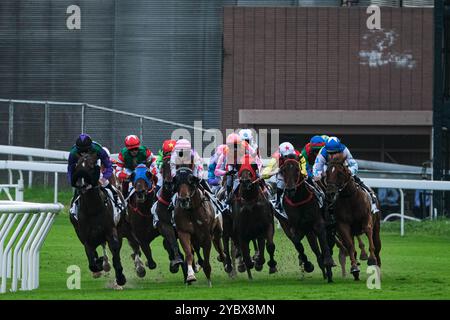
222, 7, 434, 130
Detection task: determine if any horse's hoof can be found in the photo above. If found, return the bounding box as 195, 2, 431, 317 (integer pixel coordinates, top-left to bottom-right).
116, 274, 127, 286
255, 263, 263, 272
186, 274, 197, 283
92, 271, 102, 278
147, 261, 157, 270
350, 267, 360, 281
194, 263, 202, 273
269, 266, 278, 274
136, 266, 146, 278
238, 264, 246, 273
112, 282, 124, 290
169, 264, 180, 274
360, 252, 369, 261
367, 257, 377, 266
103, 262, 111, 273
217, 255, 224, 263
327, 278, 333, 283
304, 261, 314, 273
225, 264, 233, 274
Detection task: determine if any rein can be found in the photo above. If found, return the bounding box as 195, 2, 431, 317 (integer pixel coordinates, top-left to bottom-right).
128, 184, 156, 217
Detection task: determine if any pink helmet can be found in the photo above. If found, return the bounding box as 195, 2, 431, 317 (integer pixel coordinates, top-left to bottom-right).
174, 139, 191, 151
216, 144, 228, 155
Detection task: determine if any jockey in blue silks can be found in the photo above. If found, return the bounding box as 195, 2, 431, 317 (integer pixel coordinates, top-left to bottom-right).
313, 136, 379, 214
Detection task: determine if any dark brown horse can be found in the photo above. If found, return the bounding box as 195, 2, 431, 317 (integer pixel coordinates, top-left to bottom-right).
154, 155, 186, 274
280, 158, 334, 283
325, 154, 381, 280
125, 164, 161, 277
70, 153, 126, 289
232, 160, 277, 280
173, 168, 225, 286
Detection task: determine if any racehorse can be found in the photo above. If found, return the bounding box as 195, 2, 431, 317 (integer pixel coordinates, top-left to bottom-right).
280, 158, 334, 283
154, 155, 187, 274
125, 164, 161, 277
70, 153, 126, 289
173, 167, 226, 286
324, 154, 382, 280
232, 156, 277, 280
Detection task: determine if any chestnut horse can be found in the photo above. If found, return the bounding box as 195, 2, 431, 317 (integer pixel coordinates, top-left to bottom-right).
324, 154, 381, 280
232, 160, 277, 280
173, 167, 226, 286
280, 158, 334, 283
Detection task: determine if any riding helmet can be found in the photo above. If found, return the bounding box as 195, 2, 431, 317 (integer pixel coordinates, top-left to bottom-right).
76, 134, 92, 153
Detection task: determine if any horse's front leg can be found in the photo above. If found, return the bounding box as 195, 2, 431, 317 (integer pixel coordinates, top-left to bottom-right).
84, 244, 103, 277
178, 230, 196, 283
364, 218, 378, 266
241, 238, 254, 280
212, 225, 226, 265
202, 237, 213, 287
357, 235, 368, 261
313, 220, 334, 283
337, 223, 359, 280
157, 207, 184, 269
254, 237, 266, 271
265, 222, 277, 274
107, 229, 127, 288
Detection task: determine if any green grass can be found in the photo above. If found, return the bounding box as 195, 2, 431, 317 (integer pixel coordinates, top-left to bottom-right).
1, 188, 450, 300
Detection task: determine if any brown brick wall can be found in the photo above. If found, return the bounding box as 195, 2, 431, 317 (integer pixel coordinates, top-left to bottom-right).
222, 7, 434, 130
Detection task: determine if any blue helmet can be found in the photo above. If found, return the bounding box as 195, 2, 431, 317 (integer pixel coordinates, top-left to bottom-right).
325, 136, 343, 154
310, 135, 326, 150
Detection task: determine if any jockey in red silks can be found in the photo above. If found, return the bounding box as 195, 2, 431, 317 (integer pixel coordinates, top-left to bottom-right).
238, 129, 263, 172
115, 135, 161, 198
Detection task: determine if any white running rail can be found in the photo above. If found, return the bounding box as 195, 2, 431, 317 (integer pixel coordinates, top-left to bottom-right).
0, 201, 63, 294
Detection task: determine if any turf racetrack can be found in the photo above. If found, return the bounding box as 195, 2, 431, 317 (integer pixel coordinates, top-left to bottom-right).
1, 189, 450, 300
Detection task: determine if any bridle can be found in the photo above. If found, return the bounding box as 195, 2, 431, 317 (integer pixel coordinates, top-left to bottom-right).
280, 158, 307, 189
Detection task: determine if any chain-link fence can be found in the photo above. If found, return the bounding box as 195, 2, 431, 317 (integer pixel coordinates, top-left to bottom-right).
0, 98, 207, 188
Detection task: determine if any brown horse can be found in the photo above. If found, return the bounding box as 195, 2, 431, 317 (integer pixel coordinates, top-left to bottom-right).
174, 167, 225, 286
325, 154, 381, 280
232, 160, 277, 280
280, 158, 334, 283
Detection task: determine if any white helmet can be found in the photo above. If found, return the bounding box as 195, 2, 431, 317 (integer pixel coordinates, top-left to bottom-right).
239, 129, 254, 143
279, 142, 295, 157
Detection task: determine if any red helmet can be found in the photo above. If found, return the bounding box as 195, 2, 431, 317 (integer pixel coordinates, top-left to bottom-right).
125, 135, 140, 150
162, 139, 177, 153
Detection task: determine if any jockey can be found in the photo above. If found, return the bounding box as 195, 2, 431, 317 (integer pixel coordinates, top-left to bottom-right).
115, 135, 160, 198
207, 144, 228, 191
155, 139, 177, 170
313, 136, 379, 214
215, 133, 245, 203
262, 142, 307, 210
67, 134, 122, 217
301, 135, 327, 178
238, 129, 263, 171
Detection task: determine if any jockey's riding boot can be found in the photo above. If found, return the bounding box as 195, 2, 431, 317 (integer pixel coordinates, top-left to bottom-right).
105, 184, 123, 211
69, 189, 80, 220
200, 179, 213, 195
353, 175, 379, 213
275, 188, 284, 211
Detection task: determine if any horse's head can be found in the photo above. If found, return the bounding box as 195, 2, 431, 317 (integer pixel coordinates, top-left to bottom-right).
174, 168, 199, 210
130, 164, 154, 203
325, 154, 351, 203
73, 153, 100, 193
280, 157, 304, 198
237, 155, 258, 192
